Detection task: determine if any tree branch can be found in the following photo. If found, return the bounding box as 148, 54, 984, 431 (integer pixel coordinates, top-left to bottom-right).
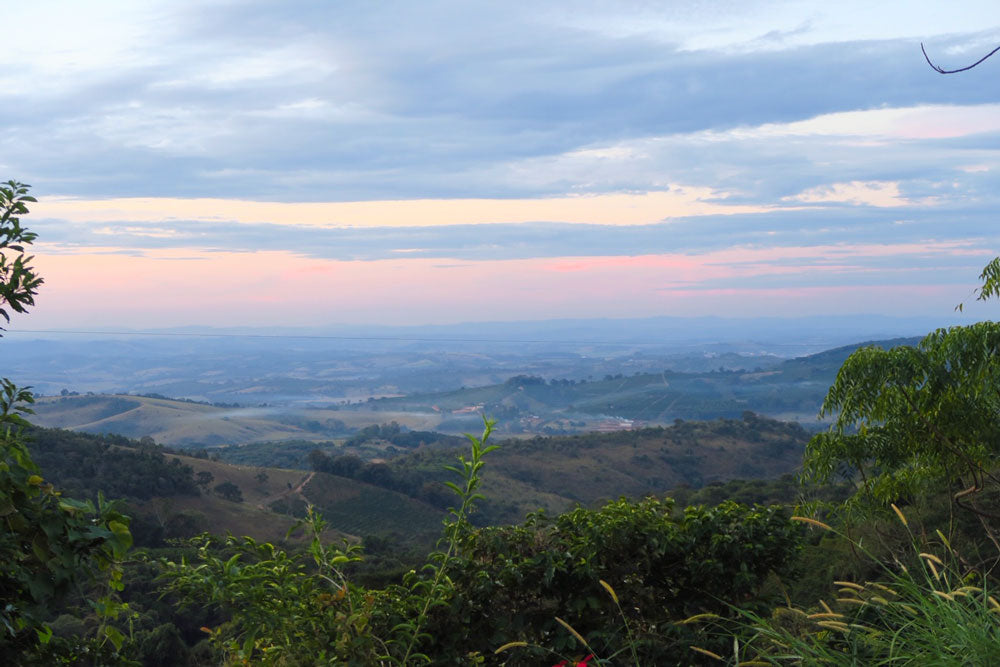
922, 42, 1000, 74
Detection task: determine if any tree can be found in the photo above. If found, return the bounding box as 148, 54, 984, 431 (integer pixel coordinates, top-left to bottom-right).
214, 480, 244, 502
958, 256, 1000, 310
803, 265, 1000, 547
0, 182, 134, 661
196, 470, 215, 490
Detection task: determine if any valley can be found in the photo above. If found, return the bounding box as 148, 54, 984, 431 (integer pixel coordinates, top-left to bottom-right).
26, 335, 918, 446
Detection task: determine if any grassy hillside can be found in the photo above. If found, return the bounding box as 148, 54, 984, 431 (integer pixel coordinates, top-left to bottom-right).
25, 426, 445, 547
299, 472, 445, 542
29, 394, 455, 446
30, 394, 328, 447
29, 411, 809, 544
200, 412, 812, 526
387, 413, 811, 524
153, 454, 446, 545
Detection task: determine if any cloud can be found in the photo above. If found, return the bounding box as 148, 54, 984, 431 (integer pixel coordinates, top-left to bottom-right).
32, 190, 774, 228
783, 181, 910, 207
25, 240, 995, 329
4, 3, 999, 201
5, 2, 1000, 327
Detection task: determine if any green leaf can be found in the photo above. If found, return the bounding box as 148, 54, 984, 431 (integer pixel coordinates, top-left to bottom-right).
103, 625, 125, 651
35, 624, 52, 645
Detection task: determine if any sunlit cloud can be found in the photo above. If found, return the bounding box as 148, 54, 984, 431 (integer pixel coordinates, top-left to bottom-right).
33, 189, 775, 228
724, 104, 1000, 141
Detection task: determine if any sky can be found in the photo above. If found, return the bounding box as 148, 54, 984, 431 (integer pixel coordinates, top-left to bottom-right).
3, 0, 1000, 330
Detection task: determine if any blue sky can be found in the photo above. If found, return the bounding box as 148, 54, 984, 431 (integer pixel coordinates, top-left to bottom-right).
3, 1, 1000, 328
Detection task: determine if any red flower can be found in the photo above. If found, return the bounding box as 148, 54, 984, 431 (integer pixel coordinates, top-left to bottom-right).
552, 655, 593, 667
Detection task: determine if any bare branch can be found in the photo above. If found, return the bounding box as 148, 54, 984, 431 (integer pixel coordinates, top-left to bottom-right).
922, 42, 1000, 74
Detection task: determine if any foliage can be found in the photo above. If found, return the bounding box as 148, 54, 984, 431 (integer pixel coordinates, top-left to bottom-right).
396, 418, 499, 663
426, 497, 804, 664
957, 256, 1000, 310
160, 513, 382, 665
803, 322, 1000, 530
0, 382, 135, 661
308, 449, 456, 511
24, 426, 200, 502
345, 422, 464, 450
288, 473, 445, 547
160, 418, 499, 665
0, 181, 42, 332
737, 510, 1000, 665
213, 481, 244, 503
0, 181, 138, 663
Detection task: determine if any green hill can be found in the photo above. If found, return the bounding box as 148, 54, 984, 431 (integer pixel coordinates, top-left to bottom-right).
364, 336, 922, 430
24, 426, 445, 547
302, 413, 811, 525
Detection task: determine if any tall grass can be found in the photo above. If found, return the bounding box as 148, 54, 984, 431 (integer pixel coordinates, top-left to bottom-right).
731, 509, 1000, 665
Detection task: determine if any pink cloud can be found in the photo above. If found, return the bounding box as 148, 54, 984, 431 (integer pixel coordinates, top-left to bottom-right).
17, 240, 991, 330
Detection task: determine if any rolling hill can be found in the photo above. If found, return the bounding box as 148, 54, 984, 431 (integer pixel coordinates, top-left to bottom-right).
25, 426, 446, 547
26, 408, 812, 545
364, 336, 922, 430
27, 336, 920, 446
388, 413, 812, 524
28, 393, 455, 447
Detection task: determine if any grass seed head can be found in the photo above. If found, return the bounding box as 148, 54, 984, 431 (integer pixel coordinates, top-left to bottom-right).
890, 503, 908, 527
791, 516, 833, 531
834, 580, 864, 591
816, 620, 850, 632
689, 646, 725, 661
598, 579, 619, 605
494, 642, 529, 654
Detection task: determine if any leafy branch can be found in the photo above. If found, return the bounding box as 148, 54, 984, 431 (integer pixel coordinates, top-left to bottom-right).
0, 181, 42, 333
396, 416, 497, 664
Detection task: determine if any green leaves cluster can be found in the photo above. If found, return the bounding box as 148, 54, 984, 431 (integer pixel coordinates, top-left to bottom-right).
159, 419, 500, 665
0, 384, 134, 661
0, 181, 135, 663
159, 515, 379, 664
0, 181, 42, 332
803, 322, 1000, 521
957, 256, 1000, 310
426, 497, 804, 664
